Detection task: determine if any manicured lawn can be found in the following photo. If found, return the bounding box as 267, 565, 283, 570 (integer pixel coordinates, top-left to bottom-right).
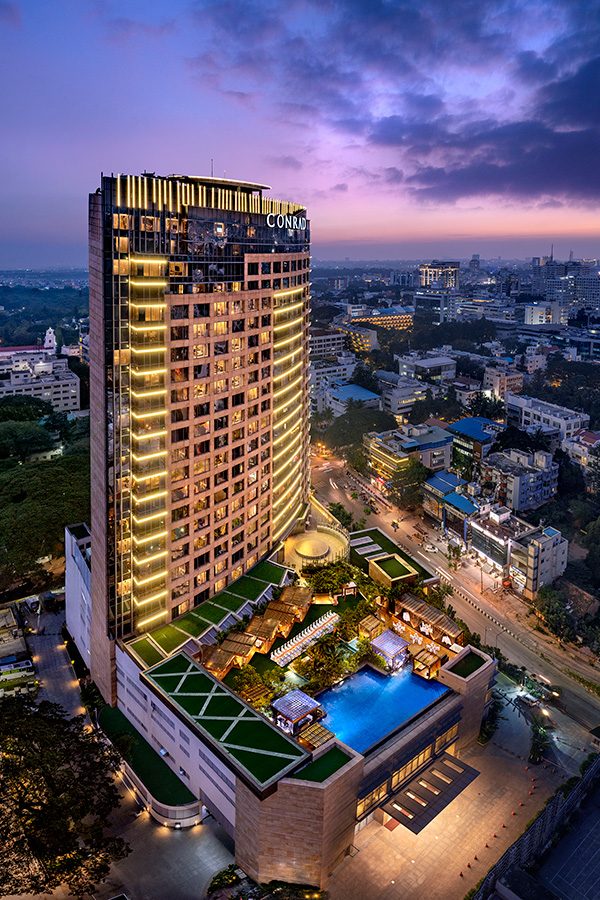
375, 555, 411, 580
173, 613, 210, 637
291, 746, 351, 782
150, 624, 189, 654
99, 706, 195, 806
350, 527, 431, 578
449, 651, 485, 678
227, 576, 270, 601
129, 638, 165, 668
195, 602, 229, 625
144, 652, 307, 786
211, 591, 248, 613
249, 560, 289, 585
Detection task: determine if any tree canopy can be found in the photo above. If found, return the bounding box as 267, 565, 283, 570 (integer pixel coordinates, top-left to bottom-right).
0, 451, 90, 589
388, 458, 430, 508
0, 395, 53, 422
0, 421, 55, 461
321, 405, 396, 449
0, 697, 129, 896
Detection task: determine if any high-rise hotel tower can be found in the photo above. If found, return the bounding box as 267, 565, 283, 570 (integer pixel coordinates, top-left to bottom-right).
89, 174, 310, 700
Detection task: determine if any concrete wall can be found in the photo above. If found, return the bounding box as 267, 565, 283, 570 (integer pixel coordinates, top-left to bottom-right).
438, 646, 496, 751
235, 745, 363, 889
115, 646, 237, 836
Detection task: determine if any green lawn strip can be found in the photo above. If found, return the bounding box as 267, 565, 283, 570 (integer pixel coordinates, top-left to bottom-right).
248, 560, 289, 585
146, 653, 189, 676
375, 555, 411, 579
226, 576, 271, 602
149, 624, 190, 655
99, 706, 195, 806
129, 638, 166, 668
0, 674, 38, 691
449, 651, 485, 678
210, 591, 249, 613
195, 602, 229, 626
228, 718, 303, 757
172, 613, 210, 638
290, 746, 351, 782
350, 528, 430, 578
225, 746, 299, 783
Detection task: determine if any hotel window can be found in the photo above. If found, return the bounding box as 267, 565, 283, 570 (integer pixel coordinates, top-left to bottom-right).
390, 745, 433, 791
435, 724, 459, 753
356, 780, 389, 819
247, 262, 259, 275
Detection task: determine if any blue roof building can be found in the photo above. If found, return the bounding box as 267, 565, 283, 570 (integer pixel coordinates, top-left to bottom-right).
446, 417, 504, 473
326, 381, 381, 417
422, 469, 480, 542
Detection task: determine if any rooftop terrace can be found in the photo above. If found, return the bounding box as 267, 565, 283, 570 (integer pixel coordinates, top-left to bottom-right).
143, 652, 308, 790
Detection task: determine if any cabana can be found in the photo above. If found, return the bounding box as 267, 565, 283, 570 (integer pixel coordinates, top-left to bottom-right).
220, 632, 258, 666
263, 605, 296, 638
394, 593, 464, 647
358, 614, 385, 641
370, 629, 410, 671
272, 689, 322, 736
200, 646, 237, 680
278, 585, 313, 617
412, 648, 442, 680
245, 616, 280, 653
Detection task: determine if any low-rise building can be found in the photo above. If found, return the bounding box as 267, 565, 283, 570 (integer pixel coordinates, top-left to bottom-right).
395, 352, 457, 384
351, 306, 413, 330
375, 370, 430, 422
470, 506, 567, 599
325, 381, 380, 417
561, 429, 600, 491
524, 301, 567, 325
482, 365, 524, 400
446, 417, 503, 473
0, 348, 80, 412
452, 377, 483, 408
505, 393, 590, 440
364, 424, 453, 481
338, 323, 380, 353
309, 353, 358, 414
422, 470, 480, 543
309, 328, 348, 358
480, 449, 558, 512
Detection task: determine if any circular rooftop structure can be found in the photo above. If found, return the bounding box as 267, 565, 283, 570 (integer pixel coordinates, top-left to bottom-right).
285, 527, 350, 572
295, 536, 330, 560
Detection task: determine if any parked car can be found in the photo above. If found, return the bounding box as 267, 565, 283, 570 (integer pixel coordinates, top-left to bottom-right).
424, 544, 438, 553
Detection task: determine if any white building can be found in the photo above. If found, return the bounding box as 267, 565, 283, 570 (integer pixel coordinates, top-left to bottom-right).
524, 302, 567, 325
395, 352, 457, 384
309, 328, 348, 359
324, 382, 381, 418
64, 524, 92, 669
375, 370, 430, 421
0, 348, 81, 412
482, 366, 524, 400
505, 393, 590, 440
561, 429, 600, 490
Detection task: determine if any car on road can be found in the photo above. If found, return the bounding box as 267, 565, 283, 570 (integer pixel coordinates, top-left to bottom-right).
424, 544, 438, 553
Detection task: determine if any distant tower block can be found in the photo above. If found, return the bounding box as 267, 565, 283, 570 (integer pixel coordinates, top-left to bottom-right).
44, 327, 57, 353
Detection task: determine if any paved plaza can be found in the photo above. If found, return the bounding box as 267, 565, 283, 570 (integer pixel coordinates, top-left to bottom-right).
329, 697, 563, 900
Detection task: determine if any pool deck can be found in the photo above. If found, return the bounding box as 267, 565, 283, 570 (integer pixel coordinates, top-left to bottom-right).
317, 665, 451, 755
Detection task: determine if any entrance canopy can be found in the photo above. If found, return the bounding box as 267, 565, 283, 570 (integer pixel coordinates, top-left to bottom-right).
381, 752, 479, 834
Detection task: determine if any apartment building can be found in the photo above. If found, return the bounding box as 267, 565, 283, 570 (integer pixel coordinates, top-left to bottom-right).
0, 348, 80, 411
364, 423, 453, 480
505, 393, 590, 440
482, 365, 524, 400
480, 450, 558, 512
395, 352, 457, 384
375, 370, 430, 421
419, 260, 460, 289
309, 328, 347, 358
338, 323, 379, 353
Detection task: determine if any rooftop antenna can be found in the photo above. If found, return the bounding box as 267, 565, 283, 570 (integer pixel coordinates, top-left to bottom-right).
210, 158, 214, 177
550, 243, 554, 262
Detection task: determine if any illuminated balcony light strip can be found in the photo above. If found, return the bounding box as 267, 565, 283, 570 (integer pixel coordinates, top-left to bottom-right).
129, 279, 168, 287
273, 374, 303, 400
272, 428, 302, 462
130, 303, 167, 310
273, 358, 303, 380
132, 471, 167, 483
130, 324, 167, 332
130, 347, 166, 356
131, 450, 167, 462
132, 530, 168, 545
274, 301, 304, 315
133, 571, 165, 587
133, 550, 168, 565
131, 412, 166, 423
132, 490, 168, 503
131, 430, 167, 441
272, 404, 303, 433
274, 333, 303, 350
132, 510, 166, 524
273, 314, 303, 332
273, 287, 304, 299
130, 388, 167, 398
273, 484, 303, 527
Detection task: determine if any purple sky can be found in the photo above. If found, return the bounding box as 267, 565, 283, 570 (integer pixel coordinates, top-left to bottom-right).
1, 0, 600, 265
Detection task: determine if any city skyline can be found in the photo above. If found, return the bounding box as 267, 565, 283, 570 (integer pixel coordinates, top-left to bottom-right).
2, 0, 600, 266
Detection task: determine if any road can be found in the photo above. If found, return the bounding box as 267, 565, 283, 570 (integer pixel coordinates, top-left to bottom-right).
312, 455, 600, 731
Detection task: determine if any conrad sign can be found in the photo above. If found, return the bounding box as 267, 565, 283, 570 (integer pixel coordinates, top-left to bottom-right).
266, 213, 307, 229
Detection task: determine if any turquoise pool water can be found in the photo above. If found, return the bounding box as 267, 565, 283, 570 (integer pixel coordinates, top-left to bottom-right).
319, 666, 450, 753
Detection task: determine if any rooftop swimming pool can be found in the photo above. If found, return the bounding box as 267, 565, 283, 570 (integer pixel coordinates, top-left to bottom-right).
319, 666, 450, 754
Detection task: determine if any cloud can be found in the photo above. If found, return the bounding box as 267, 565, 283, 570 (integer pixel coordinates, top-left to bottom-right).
266, 155, 304, 170
331, 182, 348, 192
